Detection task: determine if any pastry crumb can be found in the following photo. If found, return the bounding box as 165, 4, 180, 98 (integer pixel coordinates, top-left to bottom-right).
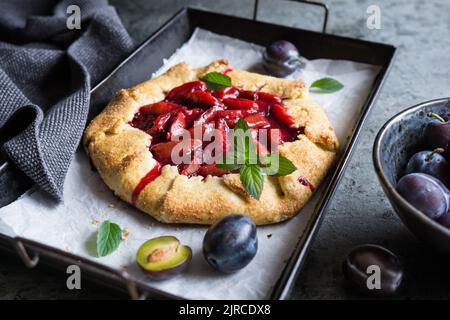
108, 203, 115, 208
267, 234, 272, 239
91, 219, 100, 225
121, 227, 130, 240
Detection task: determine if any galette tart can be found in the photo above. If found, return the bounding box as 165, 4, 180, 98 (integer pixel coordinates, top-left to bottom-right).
83, 60, 339, 225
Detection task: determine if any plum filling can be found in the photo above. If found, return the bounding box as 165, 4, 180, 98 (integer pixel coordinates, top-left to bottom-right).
131, 162, 161, 205
129, 80, 304, 203
298, 177, 315, 192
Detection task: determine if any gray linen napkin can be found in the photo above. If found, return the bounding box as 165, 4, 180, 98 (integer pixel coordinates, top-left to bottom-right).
0, 0, 133, 200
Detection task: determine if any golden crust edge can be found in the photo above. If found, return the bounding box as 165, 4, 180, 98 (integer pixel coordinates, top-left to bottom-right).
83, 59, 339, 225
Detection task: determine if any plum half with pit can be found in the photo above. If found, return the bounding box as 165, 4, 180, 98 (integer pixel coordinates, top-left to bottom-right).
396, 173, 450, 220
424, 112, 450, 159
203, 214, 258, 273
405, 149, 449, 188
136, 236, 192, 280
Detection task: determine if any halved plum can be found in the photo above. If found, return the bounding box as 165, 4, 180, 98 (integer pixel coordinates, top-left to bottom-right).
214, 118, 230, 153
223, 98, 258, 110
148, 113, 172, 135
183, 108, 204, 126
244, 114, 271, 129
140, 101, 183, 115
239, 90, 282, 104
165, 81, 206, 102
255, 100, 270, 113
195, 106, 224, 126
130, 111, 156, 132
237, 90, 258, 101
150, 141, 179, 164
198, 164, 235, 177
189, 122, 215, 140
213, 87, 239, 100
185, 91, 222, 108
179, 155, 202, 176
136, 236, 192, 280
218, 109, 256, 122
151, 139, 202, 164
271, 103, 296, 127
255, 91, 282, 104
167, 112, 187, 140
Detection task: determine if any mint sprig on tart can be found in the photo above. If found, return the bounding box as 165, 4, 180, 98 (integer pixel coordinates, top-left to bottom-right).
217, 118, 297, 199
202, 71, 233, 90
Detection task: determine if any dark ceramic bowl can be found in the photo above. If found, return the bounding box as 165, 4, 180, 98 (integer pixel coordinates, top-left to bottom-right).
373, 98, 450, 256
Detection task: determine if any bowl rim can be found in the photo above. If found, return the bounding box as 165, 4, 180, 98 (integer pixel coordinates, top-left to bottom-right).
373, 97, 450, 237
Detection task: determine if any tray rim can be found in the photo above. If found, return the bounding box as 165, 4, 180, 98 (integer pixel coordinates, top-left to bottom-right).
92, 7, 397, 95
270, 46, 396, 300
0, 7, 396, 300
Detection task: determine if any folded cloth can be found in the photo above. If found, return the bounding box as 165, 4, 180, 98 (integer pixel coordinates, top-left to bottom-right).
0, 0, 133, 200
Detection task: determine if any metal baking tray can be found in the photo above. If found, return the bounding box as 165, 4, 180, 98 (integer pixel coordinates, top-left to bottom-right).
0, 3, 396, 299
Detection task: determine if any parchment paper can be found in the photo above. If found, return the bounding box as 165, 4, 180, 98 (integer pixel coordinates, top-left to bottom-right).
0, 29, 380, 299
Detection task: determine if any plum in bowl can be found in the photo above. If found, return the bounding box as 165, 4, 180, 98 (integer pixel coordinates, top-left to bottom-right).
373, 98, 450, 256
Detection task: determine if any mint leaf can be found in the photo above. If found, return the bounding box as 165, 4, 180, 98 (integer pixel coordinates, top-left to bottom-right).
97, 220, 122, 257
263, 154, 297, 177
234, 118, 249, 132
240, 164, 264, 200
218, 119, 298, 199
202, 71, 233, 90
233, 118, 250, 160
277, 155, 297, 176
232, 118, 258, 164
309, 77, 344, 94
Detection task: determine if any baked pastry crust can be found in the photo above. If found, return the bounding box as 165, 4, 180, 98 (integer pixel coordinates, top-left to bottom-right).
83, 60, 339, 225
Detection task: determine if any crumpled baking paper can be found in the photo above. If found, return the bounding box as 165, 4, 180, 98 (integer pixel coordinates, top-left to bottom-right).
0, 28, 380, 299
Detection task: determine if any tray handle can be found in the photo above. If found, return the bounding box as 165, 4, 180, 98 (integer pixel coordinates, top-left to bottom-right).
0, 161, 8, 175
10, 236, 148, 300
122, 271, 148, 300
253, 0, 329, 33
13, 239, 40, 268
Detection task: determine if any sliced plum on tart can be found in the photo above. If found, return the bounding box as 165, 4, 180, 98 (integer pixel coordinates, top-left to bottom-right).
83, 61, 339, 224
129, 79, 304, 204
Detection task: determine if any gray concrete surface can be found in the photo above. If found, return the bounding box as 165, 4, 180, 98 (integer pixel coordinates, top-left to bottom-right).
1, 0, 450, 299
